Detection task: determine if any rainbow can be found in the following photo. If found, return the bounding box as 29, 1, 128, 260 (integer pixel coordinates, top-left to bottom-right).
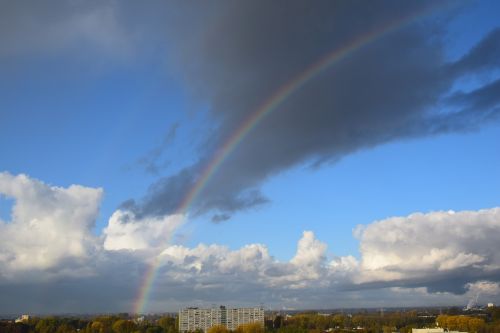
133, 3, 449, 314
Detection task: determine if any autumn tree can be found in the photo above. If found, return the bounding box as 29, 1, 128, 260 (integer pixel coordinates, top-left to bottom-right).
35, 317, 59, 333
207, 325, 229, 333
89, 322, 105, 333
468, 318, 485, 333
146, 327, 163, 333
112, 319, 137, 333
235, 322, 264, 333
158, 316, 177, 333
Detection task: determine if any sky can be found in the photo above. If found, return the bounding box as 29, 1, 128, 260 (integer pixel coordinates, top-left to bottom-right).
0, 0, 500, 314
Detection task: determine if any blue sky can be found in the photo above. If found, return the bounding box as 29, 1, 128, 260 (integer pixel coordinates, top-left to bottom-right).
1, 0, 500, 313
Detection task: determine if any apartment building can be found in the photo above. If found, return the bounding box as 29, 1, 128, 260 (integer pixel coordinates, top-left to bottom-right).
179, 306, 264, 332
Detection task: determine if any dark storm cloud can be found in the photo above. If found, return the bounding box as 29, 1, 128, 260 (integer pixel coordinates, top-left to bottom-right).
450, 28, 500, 75
123, 1, 500, 220
0, 250, 147, 314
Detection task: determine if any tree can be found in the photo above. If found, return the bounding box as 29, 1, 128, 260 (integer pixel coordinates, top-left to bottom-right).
158, 316, 177, 333
436, 315, 448, 329
383, 326, 395, 333
457, 317, 469, 331
273, 316, 283, 329
332, 315, 345, 328
35, 317, 59, 333
487, 306, 500, 322
146, 327, 163, 333
468, 318, 485, 333
56, 323, 76, 333
277, 327, 307, 333
235, 323, 264, 333
90, 322, 105, 333
207, 325, 229, 333
112, 320, 137, 333
93, 316, 117, 333
447, 316, 458, 330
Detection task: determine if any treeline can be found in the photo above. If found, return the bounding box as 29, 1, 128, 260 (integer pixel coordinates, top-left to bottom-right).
266, 308, 500, 333
2, 307, 500, 333
0, 315, 177, 333
267, 311, 436, 333
436, 315, 485, 332
435, 308, 500, 333
0, 317, 263, 333
207, 323, 264, 333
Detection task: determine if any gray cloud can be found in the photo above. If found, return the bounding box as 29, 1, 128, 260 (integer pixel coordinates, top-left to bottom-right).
136, 123, 178, 175
211, 213, 231, 224
0, 1, 132, 60
450, 28, 500, 75
122, 1, 500, 220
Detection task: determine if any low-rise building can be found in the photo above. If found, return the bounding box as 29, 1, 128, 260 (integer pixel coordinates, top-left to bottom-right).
15, 315, 30, 323
412, 329, 467, 333
412, 329, 445, 333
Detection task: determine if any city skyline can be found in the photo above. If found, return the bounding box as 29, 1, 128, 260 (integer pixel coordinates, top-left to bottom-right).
1, 0, 500, 314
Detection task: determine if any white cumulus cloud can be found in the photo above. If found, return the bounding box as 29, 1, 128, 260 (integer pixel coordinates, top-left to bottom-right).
0, 172, 102, 273
103, 209, 185, 251
467, 281, 500, 296
355, 208, 500, 288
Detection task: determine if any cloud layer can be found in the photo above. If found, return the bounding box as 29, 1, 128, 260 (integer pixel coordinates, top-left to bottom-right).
116, 1, 500, 221
1, 172, 500, 313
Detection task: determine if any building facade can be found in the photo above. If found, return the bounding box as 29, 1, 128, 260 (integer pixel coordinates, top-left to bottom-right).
412, 329, 445, 333
15, 315, 30, 323
412, 329, 468, 333
179, 306, 264, 332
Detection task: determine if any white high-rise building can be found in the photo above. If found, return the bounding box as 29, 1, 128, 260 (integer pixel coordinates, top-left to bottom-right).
179, 306, 264, 332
